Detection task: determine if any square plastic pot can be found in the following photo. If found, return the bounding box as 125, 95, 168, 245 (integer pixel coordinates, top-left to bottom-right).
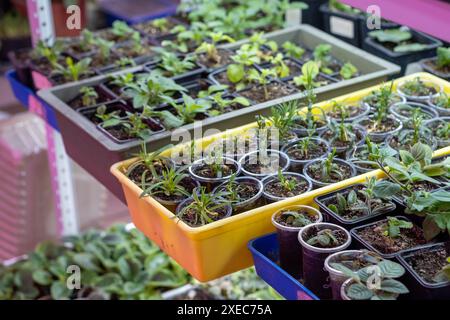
248, 233, 319, 300
37, 25, 400, 201
420, 57, 450, 81
362, 29, 442, 75
320, 3, 363, 48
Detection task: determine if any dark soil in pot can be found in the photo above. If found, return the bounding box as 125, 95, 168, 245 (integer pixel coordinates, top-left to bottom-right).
404, 244, 449, 284
176, 198, 232, 227
327, 103, 370, 122
153, 177, 199, 205
282, 137, 330, 171
362, 92, 404, 111
257, 58, 302, 78
292, 117, 329, 137
191, 161, 238, 180
197, 48, 234, 70
287, 73, 333, 91
355, 115, 402, 143
352, 216, 427, 258
114, 41, 156, 60
133, 18, 181, 38
272, 206, 322, 279
79, 101, 128, 125
390, 102, 438, 123
238, 82, 298, 104
397, 79, 440, 101
386, 131, 436, 151
68, 85, 116, 110
304, 158, 355, 187
240, 150, 289, 178
421, 57, 450, 77
127, 157, 174, 185
320, 126, 366, 157
263, 173, 311, 201
173, 79, 215, 100
100, 117, 164, 142
213, 177, 263, 213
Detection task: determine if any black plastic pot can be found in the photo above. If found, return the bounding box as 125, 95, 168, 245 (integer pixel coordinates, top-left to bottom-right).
320, 3, 363, 48
350, 216, 425, 259
303, 158, 357, 189
261, 172, 312, 203
358, 18, 399, 50
297, 0, 327, 29
144, 60, 206, 83
420, 57, 450, 81
78, 100, 131, 124
212, 176, 263, 213
363, 29, 442, 75
298, 222, 351, 299
271, 205, 323, 280
239, 149, 290, 179
315, 184, 398, 229
397, 242, 450, 300
281, 137, 331, 173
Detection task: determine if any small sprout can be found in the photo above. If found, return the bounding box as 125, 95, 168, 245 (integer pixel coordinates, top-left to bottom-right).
340, 62, 358, 80
382, 217, 413, 238
80, 86, 98, 107
307, 228, 340, 247
282, 41, 305, 59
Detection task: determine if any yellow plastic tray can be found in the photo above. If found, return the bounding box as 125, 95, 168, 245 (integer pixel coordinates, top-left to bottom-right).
111, 73, 450, 282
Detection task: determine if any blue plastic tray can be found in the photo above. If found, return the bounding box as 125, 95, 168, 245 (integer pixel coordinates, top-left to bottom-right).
98, 0, 178, 26
6, 70, 59, 130
248, 233, 320, 300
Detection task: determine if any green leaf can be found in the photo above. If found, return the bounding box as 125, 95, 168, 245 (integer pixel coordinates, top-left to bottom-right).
380, 279, 409, 294
378, 260, 405, 278
50, 282, 72, 300
394, 43, 429, 53
410, 143, 432, 162
124, 282, 146, 295
369, 29, 412, 43
32, 270, 53, 286
373, 181, 401, 199
227, 64, 245, 83
73, 253, 101, 272
329, 263, 357, 279
346, 283, 374, 300
422, 215, 442, 241
232, 96, 250, 107
118, 257, 132, 280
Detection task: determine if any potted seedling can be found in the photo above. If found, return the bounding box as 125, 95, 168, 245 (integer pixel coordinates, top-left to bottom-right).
351, 216, 427, 258
298, 222, 351, 299
68, 85, 114, 110
397, 77, 442, 102
390, 102, 438, 124
346, 137, 397, 174
134, 17, 183, 39
428, 92, 450, 116
170, 94, 212, 125
152, 50, 202, 79
355, 82, 403, 143
386, 108, 437, 151
84, 103, 124, 126
303, 148, 356, 188
397, 242, 450, 300
175, 187, 233, 227
324, 250, 384, 300
194, 32, 235, 70
140, 166, 200, 212
66, 29, 96, 58
420, 47, 450, 80
320, 119, 366, 157
339, 258, 409, 300
327, 100, 370, 123
239, 149, 290, 179
213, 174, 263, 213
188, 155, 241, 186
99, 20, 136, 42
281, 40, 308, 60
425, 117, 450, 148
125, 144, 174, 186
51, 57, 95, 85
315, 177, 399, 228
271, 205, 323, 279
362, 81, 405, 111
257, 53, 302, 79
313, 43, 341, 76
30, 40, 65, 82
282, 135, 331, 172
338, 62, 359, 80
262, 169, 312, 202
290, 60, 333, 91
207, 93, 251, 116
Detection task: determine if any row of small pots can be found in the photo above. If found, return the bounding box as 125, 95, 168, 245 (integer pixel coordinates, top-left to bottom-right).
271, 205, 450, 300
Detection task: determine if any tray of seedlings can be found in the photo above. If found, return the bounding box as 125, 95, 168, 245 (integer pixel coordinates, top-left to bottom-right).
110, 72, 450, 282
420, 47, 450, 81
38, 25, 399, 200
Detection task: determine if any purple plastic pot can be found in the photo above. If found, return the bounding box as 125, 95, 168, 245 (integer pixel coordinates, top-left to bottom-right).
298, 222, 351, 299
271, 205, 323, 280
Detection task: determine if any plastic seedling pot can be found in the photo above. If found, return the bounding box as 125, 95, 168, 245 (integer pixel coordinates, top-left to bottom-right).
175, 197, 233, 228
354, 115, 403, 143
425, 117, 450, 148
143, 61, 206, 84
350, 216, 427, 259
428, 95, 450, 117
319, 125, 367, 158
248, 233, 319, 300
152, 179, 201, 213
78, 100, 130, 124
320, 3, 363, 48
397, 242, 450, 300
271, 205, 322, 279
212, 177, 264, 214
297, 0, 328, 29
195, 48, 236, 74
188, 157, 241, 189
281, 137, 331, 173
358, 18, 399, 49
298, 222, 351, 299
314, 184, 398, 229
262, 172, 313, 203
396, 79, 443, 103
420, 57, 450, 81
363, 29, 442, 75
328, 102, 370, 123
389, 102, 439, 125
303, 158, 357, 189
239, 149, 290, 180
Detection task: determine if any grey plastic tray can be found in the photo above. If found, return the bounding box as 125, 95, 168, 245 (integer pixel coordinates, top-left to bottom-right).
38, 25, 400, 201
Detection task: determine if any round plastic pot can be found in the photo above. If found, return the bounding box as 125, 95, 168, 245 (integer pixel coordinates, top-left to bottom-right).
420, 57, 450, 81
320, 125, 367, 158
389, 102, 439, 125
354, 115, 403, 143
239, 149, 290, 179
262, 172, 313, 203
396, 79, 443, 103
281, 137, 331, 172
340, 277, 355, 300
212, 176, 263, 213
188, 157, 241, 188
292, 120, 329, 138
427, 95, 450, 117
298, 222, 352, 299
175, 197, 233, 227
345, 145, 380, 174
328, 102, 370, 123
363, 93, 406, 112
397, 242, 450, 300
153, 179, 201, 213
314, 184, 398, 229
424, 117, 450, 148
324, 250, 366, 300
271, 205, 323, 280
385, 130, 438, 152
303, 158, 357, 189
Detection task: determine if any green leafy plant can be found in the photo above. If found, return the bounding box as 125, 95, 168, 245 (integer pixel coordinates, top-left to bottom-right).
171, 94, 211, 124
319, 148, 344, 182
307, 228, 341, 247
382, 217, 413, 238
277, 210, 313, 227
79, 86, 98, 107
334, 259, 408, 300
95, 38, 115, 62
267, 53, 290, 78
433, 92, 450, 109
248, 68, 277, 100
111, 20, 135, 40
369, 28, 428, 53
313, 44, 333, 75
140, 166, 191, 199
195, 32, 235, 64
150, 18, 171, 32
328, 177, 399, 219
226, 44, 261, 88
373, 82, 395, 126
33, 40, 65, 67
256, 102, 298, 144
436, 47, 450, 69
94, 105, 122, 127
293, 61, 327, 89
340, 62, 358, 80
52, 57, 92, 82
115, 57, 137, 68
282, 41, 305, 59
207, 94, 250, 116
329, 0, 361, 14
102, 112, 153, 140
155, 50, 196, 77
